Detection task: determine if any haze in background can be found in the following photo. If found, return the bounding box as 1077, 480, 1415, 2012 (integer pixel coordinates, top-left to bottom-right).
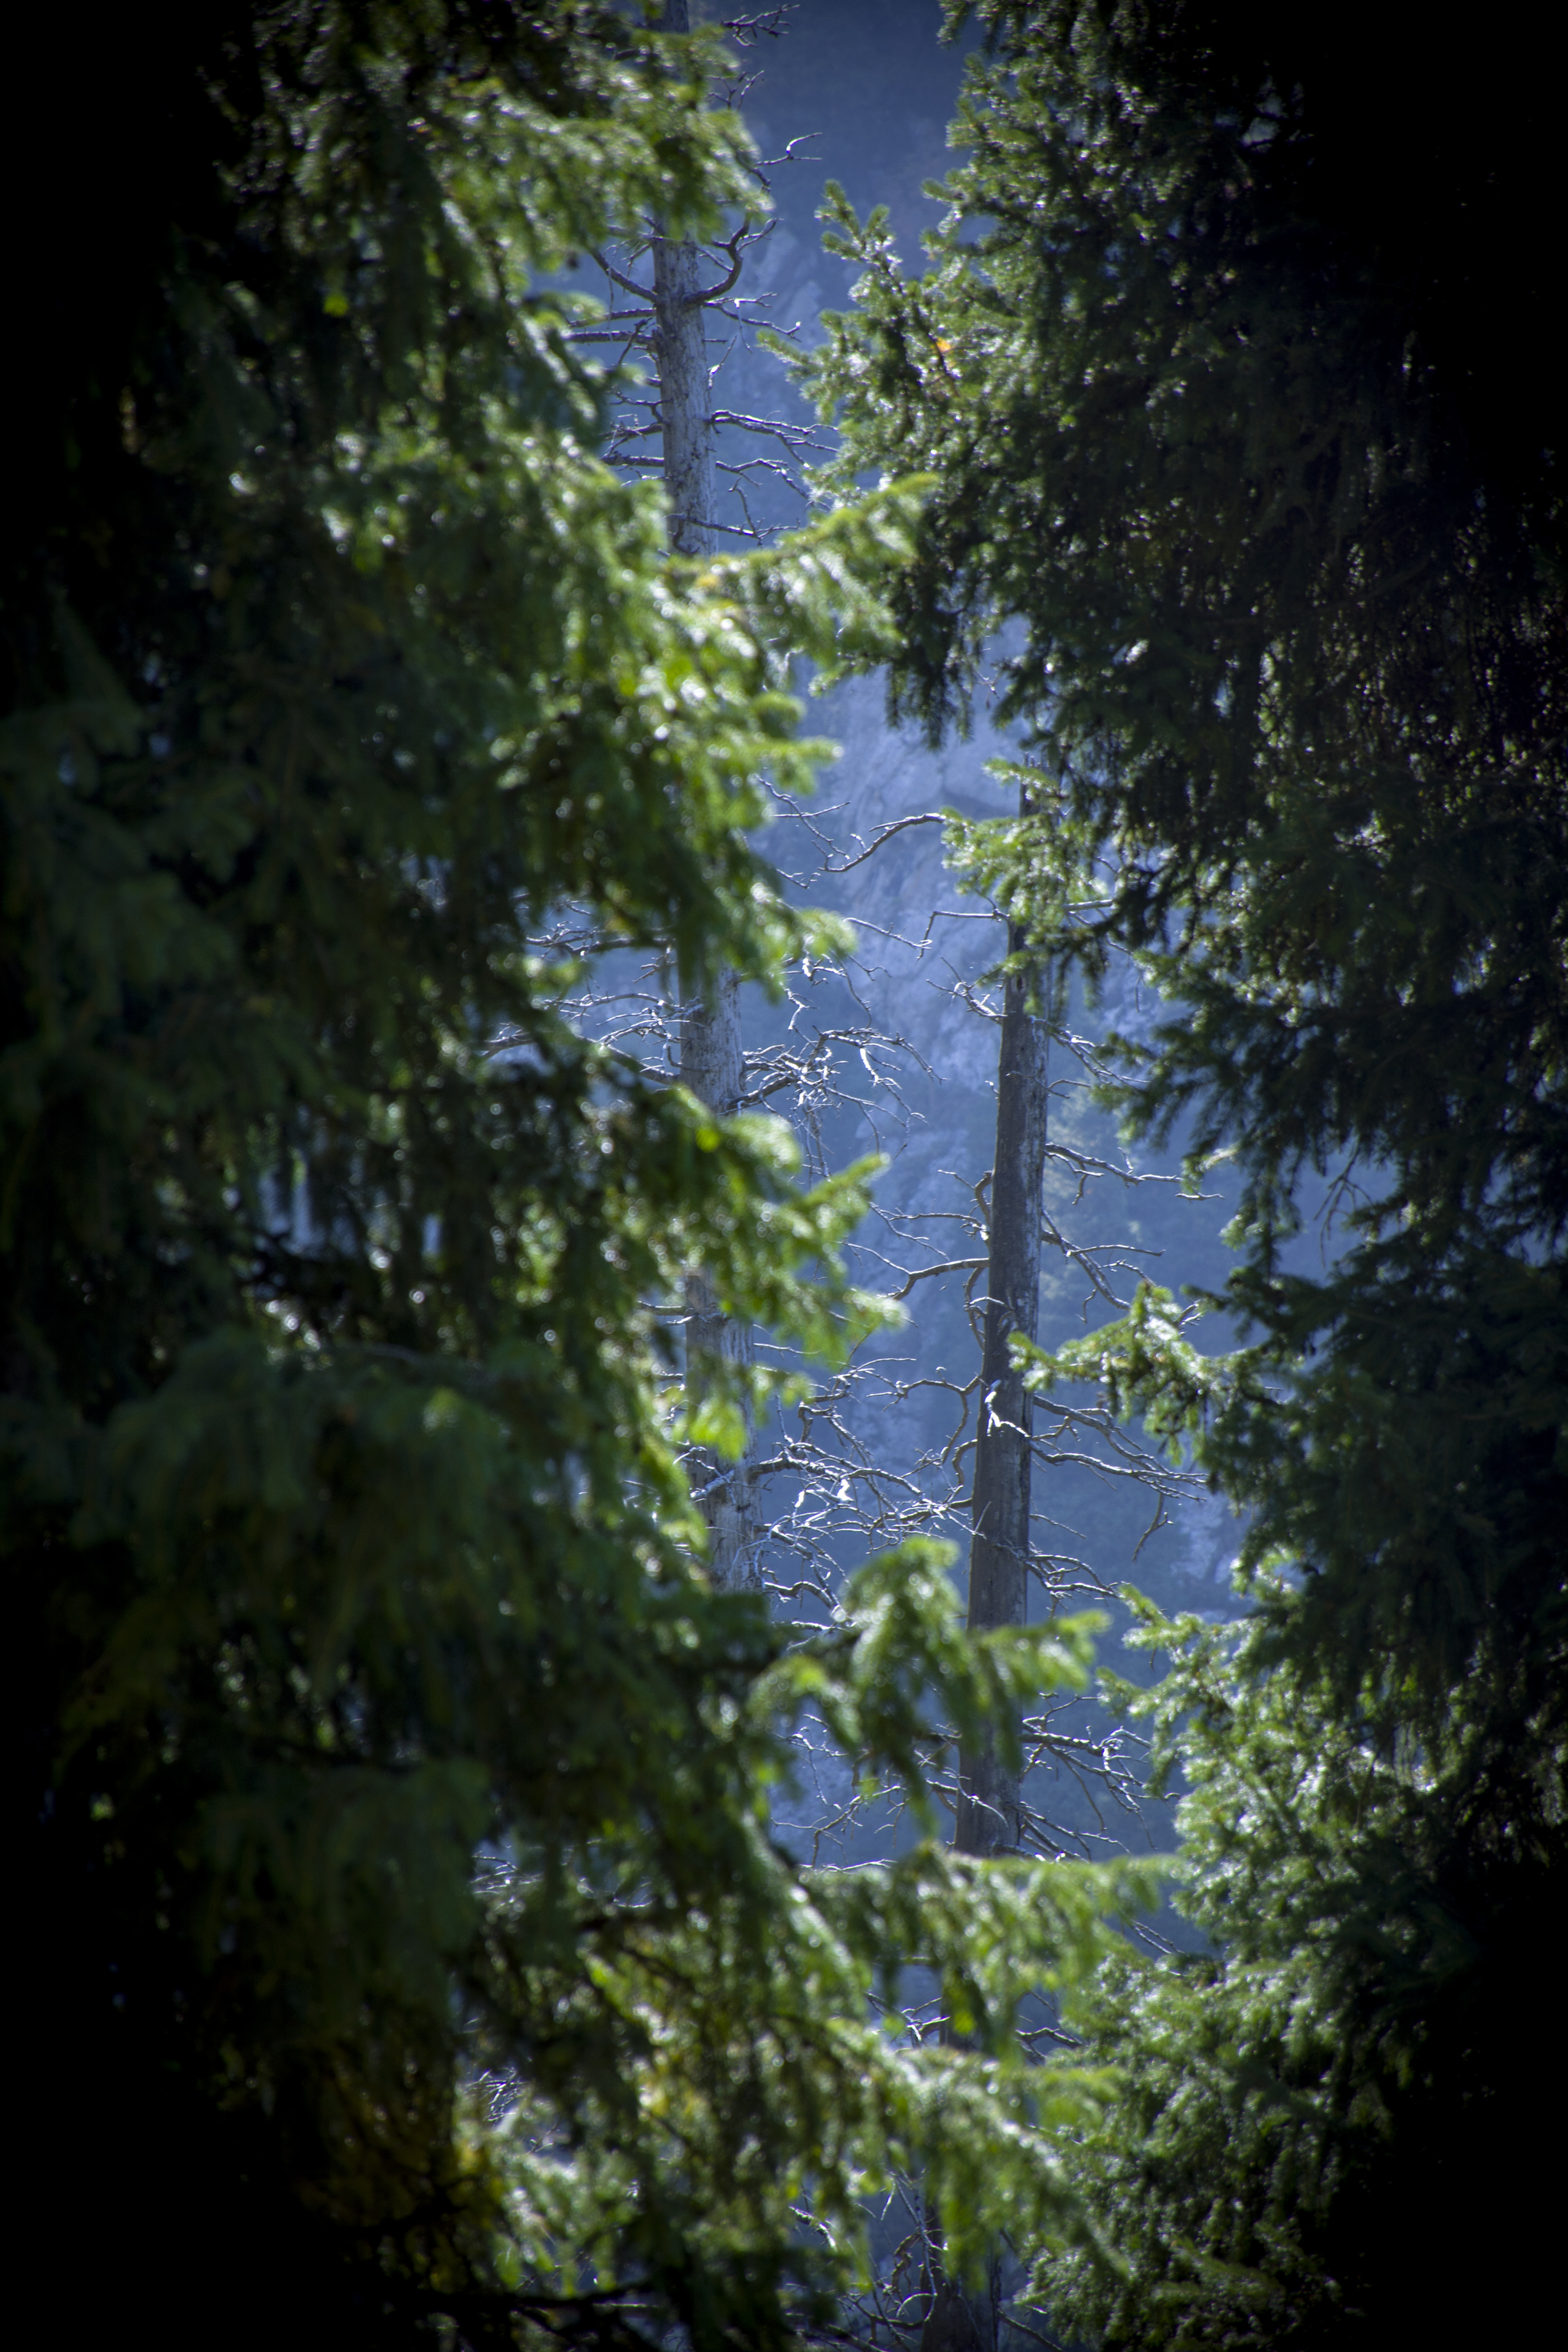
714, 2, 1247, 1625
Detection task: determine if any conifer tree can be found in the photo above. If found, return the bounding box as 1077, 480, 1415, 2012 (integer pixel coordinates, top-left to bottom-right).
4, 7, 1168, 2345
657, 0, 762, 1590
799, 2, 1566, 2341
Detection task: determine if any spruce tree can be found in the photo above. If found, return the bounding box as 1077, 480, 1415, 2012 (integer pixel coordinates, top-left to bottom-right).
655, 0, 764, 1591
799, 2, 1566, 2341
4, 7, 1168, 2345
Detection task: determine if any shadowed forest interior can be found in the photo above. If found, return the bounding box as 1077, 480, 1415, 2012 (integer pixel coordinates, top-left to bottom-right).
7, 6, 1562, 2350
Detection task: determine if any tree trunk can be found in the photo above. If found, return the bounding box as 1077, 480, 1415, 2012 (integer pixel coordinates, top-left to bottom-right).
650, 8, 713, 566
923, 826, 1048, 2352
958, 903, 1048, 1855
653, 0, 760, 1591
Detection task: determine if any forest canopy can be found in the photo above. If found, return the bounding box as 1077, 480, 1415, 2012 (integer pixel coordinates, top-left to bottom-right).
6, 5, 1563, 2350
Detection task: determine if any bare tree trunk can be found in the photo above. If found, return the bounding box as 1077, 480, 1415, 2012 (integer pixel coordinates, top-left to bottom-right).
651, 6, 714, 567
654, 0, 760, 1590
958, 907, 1048, 1854
923, 812, 1048, 2352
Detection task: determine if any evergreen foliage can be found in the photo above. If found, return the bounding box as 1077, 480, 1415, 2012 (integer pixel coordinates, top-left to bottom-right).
5, 8, 1157, 2344
1034, 1588, 1565, 2349
798, 2, 1566, 2340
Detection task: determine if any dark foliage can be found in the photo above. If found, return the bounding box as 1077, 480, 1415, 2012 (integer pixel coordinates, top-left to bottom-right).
799, 3, 1566, 2341
5, 8, 1156, 2345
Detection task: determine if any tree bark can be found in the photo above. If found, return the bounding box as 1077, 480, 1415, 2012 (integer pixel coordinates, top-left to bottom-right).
653, 0, 760, 1591
923, 822, 1048, 2352
650, 16, 713, 564
957, 906, 1048, 1856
